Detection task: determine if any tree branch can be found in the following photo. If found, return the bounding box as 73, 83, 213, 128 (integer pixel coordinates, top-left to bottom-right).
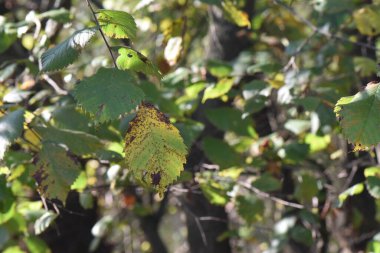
85, 0, 118, 68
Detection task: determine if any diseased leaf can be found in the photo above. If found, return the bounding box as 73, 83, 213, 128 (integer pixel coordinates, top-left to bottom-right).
0, 109, 24, 160
116, 47, 162, 78
33, 142, 81, 203
34, 211, 58, 235
97, 9, 137, 40
354, 6, 380, 36
40, 28, 96, 72
34, 126, 103, 156
74, 67, 145, 122
335, 82, 380, 149
124, 103, 187, 194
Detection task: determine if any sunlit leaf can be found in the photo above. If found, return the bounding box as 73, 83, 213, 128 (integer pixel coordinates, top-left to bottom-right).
0, 109, 24, 160
40, 28, 96, 72
338, 183, 364, 207
34, 211, 58, 235
124, 103, 187, 194
98, 9, 137, 40
202, 78, 234, 103
335, 82, 380, 149
74, 67, 145, 122
222, 0, 251, 27
116, 47, 162, 78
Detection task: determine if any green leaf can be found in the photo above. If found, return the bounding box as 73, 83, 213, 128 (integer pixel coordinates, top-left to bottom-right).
38, 8, 71, 23
290, 226, 313, 246
34, 211, 58, 235
252, 173, 281, 192
34, 126, 103, 156
116, 47, 162, 78
0, 176, 16, 224
74, 67, 145, 122
175, 121, 204, 148
124, 103, 187, 195
236, 195, 264, 223
202, 78, 234, 103
0, 109, 25, 160
200, 181, 229, 205
33, 142, 81, 203
354, 6, 380, 36
353, 57, 379, 77
0, 30, 17, 54
207, 60, 233, 78
40, 28, 96, 72
294, 174, 318, 203
338, 183, 364, 207
335, 83, 380, 149
367, 177, 380, 199
24, 236, 50, 253
205, 107, 256, 137
97, 9, 137, 40
202, 137, 241, 169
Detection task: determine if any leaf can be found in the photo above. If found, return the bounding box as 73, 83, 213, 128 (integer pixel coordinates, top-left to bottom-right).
202, 137, 241, 169
116, 47, 162, 78
200, 182, 230, 205
124, 103, 187, 194
294, 174, 318, 203
335, 82, 380, 149
236, 195, 264, 223
34, 211, 58, 235
353, 57, 379, 77
34, 126, 103, 156
338, 183, 364, 207
290, 226, 313, 246
205, 107, 256, 137
33, 142, 81, 203
353, 6, 380, 36
222, 0, 251, 27
251, 173, 281, 192
40, 28, 96, 72
202, 78, 234, 103
0, 109, 25, 160
0, 30, 17, 54
207, 60, 233, 78
74, 67, 145, 122
24, 236, 50, 253
97, 9, 137, 40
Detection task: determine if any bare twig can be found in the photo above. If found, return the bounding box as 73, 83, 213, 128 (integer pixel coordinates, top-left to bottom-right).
85, 0, 117, 68
238, 181, 304, 209
273, 0, 380, 52
42, 74, 68, 95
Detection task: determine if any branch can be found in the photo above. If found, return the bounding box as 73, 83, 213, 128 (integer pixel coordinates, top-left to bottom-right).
85, 0, 118, 68
238, 181, 304, 209
273, 0, 379, 52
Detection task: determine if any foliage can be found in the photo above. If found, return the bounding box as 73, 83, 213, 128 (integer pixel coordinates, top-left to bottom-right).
3, 0, 380, 252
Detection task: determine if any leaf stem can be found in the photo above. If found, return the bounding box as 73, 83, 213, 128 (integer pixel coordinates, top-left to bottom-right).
85, 0, 118, 68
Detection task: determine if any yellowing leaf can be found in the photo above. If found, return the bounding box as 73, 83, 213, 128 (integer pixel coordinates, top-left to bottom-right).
124, 103, 187, 194
33, 142, 81, 203
222, 0, 251, 27
354, 6, 380, 36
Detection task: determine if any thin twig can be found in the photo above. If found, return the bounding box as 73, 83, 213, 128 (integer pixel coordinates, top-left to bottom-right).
238, 181, 304, 209
85, 0, 118, 68
273, 0, 380, 52
42, 74, 68, 95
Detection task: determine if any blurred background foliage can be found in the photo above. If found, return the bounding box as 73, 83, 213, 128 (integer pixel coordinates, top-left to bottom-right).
2, 0, 380, 253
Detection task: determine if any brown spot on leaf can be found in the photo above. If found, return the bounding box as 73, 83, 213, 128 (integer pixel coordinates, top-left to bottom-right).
151, 172, 161, 186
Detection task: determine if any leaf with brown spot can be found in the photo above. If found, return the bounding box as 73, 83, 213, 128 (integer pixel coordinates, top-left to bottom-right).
33, 142, 81, 204
124, 103, 187, 194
